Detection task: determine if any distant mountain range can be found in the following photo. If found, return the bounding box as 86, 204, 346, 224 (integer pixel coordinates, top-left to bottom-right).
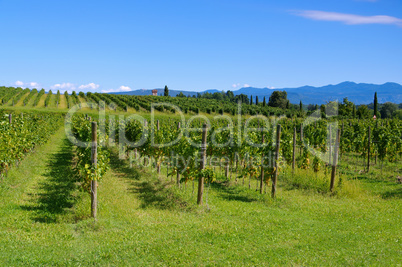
111, 82, 402, 105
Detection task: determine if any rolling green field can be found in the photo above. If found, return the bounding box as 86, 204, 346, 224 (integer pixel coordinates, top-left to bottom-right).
0, 118, 400, 265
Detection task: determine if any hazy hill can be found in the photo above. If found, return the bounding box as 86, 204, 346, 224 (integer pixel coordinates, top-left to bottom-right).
112, 82, 402, 105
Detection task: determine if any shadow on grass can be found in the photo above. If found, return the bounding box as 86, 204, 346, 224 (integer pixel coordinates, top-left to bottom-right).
382, 187, 402, 199
21, 138, 79, 223
108, 149, 191, 211
212, 182, 259, 202
355, 174, 402, 196
108, 149, 140, 181
355, 175, 391, 184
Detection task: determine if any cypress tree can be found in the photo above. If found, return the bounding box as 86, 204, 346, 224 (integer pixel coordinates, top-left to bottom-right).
256, 96, 259, 105
250, 95, 253, 105
299, 100, 303, 112
164, 85, 169, 97
374, 92, 378, 117
263, 96, 266, 107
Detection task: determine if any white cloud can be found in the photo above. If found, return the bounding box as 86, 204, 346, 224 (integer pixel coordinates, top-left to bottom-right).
29, 82, 39, 88
78, 83, 100, 90
15, 81, 40, 88
293, 10, 402, 27
15, 81, 24, 86
119, 85, 131, 91
49, 82, 100, 92
50, 83, 76, 91
102, 85, 132, 93
232, 83, 251, 88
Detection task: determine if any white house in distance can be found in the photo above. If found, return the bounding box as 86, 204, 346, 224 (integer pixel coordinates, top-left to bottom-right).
152, 89, 157, 96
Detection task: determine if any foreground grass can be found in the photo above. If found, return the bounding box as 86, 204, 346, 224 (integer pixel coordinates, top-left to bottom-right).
0, 134, 400, 265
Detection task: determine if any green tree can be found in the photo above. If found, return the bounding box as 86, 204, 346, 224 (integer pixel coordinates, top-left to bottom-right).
299, 101, 303, 112
235, 94, 249, 104
263, 96, 266, 107
307, 104, 315, 111
250, 95, 253, 105
226, 90, 234, 101
339, 97, 355, 118
268, 91, 288, 109
374, 92, 378, 117
393, 109, 402, 119
212, 92, 223, 101
356, 105, 371, 119
380, 102, 397, 118
256, 96, 259, 105
320, 104, 326, 118
164, 85, 169, 97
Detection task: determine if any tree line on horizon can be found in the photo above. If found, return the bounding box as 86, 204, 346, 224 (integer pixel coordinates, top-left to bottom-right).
164, 85, 401, 119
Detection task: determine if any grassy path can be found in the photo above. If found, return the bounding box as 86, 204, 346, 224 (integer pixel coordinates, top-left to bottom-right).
14, 92, 29, 107
59, 94, 67, 109
0, 129, 400, 265
0, 127, 83, 264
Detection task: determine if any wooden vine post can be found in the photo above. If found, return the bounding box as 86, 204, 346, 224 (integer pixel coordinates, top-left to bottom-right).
176, 122, 181, 187
374, 121, 378, 165
292, 127, 296, 173
143, 120, 148, 167
91, 122, 98, 220
341, 122, 344, 160
156, 120, 161, 174
225, 124, 230, 179
272, 124, 281, 199
260, 133, 265, 194
300, 125, 303, 156
367, 126, 371, 172
330, 129, 340, 192
9, 114, 12, 124
329, 125, 332, 165
197, 123, 208, 205
225, 160, 229, 179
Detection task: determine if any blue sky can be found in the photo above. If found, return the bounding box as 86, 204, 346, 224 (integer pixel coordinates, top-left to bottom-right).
0, 0, 401, 93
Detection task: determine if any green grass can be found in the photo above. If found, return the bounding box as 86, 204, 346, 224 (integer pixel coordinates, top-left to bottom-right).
0, 128, 400, 265
338, 152, 402, 199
